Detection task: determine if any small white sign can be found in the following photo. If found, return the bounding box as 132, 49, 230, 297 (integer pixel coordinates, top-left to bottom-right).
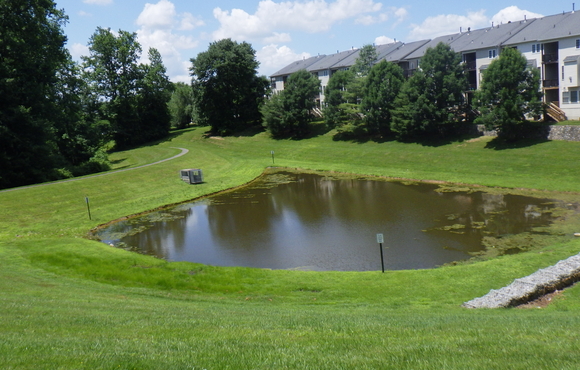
376, 233, 384, 244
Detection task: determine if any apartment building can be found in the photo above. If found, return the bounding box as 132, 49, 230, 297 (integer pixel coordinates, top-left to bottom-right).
270, 10, 580, 120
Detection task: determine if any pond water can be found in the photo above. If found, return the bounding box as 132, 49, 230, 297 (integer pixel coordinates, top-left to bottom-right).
97, 171, 562, 271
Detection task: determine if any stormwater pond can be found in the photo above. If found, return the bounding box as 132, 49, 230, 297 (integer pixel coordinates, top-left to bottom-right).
96, 170, 565, 271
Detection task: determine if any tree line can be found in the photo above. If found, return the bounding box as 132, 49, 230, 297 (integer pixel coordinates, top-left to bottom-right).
1, 1, 544, 190
198, 40, 543, 142
264, 43, 543, 142
1, 1, 178, 189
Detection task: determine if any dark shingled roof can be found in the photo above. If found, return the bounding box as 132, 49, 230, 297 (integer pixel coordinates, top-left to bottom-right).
270, 55, 325, 77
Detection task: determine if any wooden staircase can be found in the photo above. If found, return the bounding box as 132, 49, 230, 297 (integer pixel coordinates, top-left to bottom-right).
311, 107, 324, 118
546, 102, 567, 122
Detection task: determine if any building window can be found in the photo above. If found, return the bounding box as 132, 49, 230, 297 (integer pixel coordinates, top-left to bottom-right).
488, 49, 496, 58
562, 66, 565, 81
576, 39, 580, 48
563, 90, 579, 104
532, 44, 542, 53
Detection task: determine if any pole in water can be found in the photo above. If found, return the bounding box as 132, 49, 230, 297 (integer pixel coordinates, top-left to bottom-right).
271, 150, 275, 164
85, 196, 92, 221
376, 233, 385, 273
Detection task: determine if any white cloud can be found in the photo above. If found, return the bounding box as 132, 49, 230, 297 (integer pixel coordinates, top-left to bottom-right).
355, 13, 388, 25
355, 7, 406, 26
264, 32, 292, 44
180, 12, 205, 31
374, 36, 395, 45
212, 0, 383, 42
136, 0, 176, 29
78, 10, 92, 17
83, 0, 112, 5
70, 43, 90, 59
391, 7, 408, 27
490, 6, 543, 25
135, 0, 202, 81
408, 10, 488, 40
257, 44, 311, 76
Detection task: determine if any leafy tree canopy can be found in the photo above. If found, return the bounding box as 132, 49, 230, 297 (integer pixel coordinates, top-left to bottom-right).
83, 28, 171, 148
190, 39, 268, 136
391, 42, 468, 141
323, 70, 355, 127
352, 44, 378, 77
263, 69, 320, 139
361, 60, 405, 136
169, 82, 195, 130
0, 0, 69, 188
474, 47, 543, 140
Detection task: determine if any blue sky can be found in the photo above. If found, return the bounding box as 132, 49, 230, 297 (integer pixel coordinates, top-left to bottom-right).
55, 0, 569, 82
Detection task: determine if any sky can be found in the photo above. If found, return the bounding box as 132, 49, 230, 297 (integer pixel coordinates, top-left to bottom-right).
55, 0, 572, 82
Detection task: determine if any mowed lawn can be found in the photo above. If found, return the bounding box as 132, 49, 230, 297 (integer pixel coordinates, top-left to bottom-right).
1, 126, 580, 369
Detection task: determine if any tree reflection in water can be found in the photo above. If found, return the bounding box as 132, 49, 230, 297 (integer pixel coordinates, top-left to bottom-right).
97, 171, 565, 271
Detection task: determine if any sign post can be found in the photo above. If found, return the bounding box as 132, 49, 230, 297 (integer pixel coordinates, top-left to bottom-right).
271, 150, 275, 164
376, 233, 385, 273
85, 196, 92, 221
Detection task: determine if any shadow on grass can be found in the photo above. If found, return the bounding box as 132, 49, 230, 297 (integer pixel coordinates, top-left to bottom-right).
484, 137, 551, 150
201, 124, 266, 139
484, 123, 552, 150
412, 133, 483, 147
333, 127, 481, 146
332, 130, 397, 144
109, 128, 197, 154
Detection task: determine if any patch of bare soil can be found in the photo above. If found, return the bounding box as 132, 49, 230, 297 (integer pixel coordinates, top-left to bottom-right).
516, 290, 564, 309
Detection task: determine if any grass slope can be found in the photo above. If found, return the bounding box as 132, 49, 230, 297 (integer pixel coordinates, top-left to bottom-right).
1, 127, 580, 369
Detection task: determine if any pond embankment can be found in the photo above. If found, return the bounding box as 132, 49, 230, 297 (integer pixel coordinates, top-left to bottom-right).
463, 252, 580, 308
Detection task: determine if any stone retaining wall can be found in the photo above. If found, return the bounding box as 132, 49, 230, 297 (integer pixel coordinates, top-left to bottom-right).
475, 125, 580, 142
463, 253, 580, 309
546, 125, 580, 141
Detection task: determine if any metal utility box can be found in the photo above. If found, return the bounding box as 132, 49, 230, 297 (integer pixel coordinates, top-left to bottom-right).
180, 169, 203, 184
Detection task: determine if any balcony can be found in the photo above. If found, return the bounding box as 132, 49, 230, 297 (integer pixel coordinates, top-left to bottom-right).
542, 53, 558, 63
404, 69, 416, 78
542, 79, 559, 88
464, 61, 476, 70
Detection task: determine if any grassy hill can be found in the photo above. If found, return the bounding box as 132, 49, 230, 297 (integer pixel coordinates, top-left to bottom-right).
1, 126, 580, 369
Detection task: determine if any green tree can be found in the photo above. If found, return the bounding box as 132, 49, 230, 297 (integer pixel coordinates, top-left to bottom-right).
474, 47, 543, 140
82, 28, 143, 148
352, 44, 378, 77
83, 29, 171, 148
168, 82, 195, 129
52, 53, 110, 173
137, 48, 172, 142
262, 69, 320, 138
391, 42, 468, 141
0, 0, 69, 188
190, 39, 268, 135
361, 60, 405, 136
342, 44, 378, 107
323, 70, 355, 127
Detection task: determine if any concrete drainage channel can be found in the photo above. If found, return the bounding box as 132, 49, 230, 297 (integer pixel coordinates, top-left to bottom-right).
463, 253, 580, 309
